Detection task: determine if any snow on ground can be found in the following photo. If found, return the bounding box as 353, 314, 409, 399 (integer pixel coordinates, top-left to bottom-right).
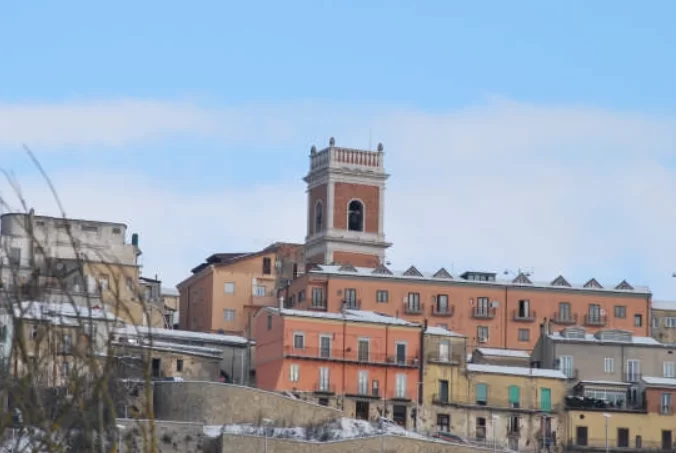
203, 417, 426, 442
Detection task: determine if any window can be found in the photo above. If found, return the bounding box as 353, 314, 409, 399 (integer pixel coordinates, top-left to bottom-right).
626, 359, 640, 382
262, 257, 272, 275
438, 380, 449, 403
372, 379, 380, 397
508, 385, 520, 407
62, 334, 72, 353
475, 383, 488, 404
438, 340, 450, 362
253, 285, 266, 297
315, 200, 324, 233
358, 370, 368, 394
358, 338, 370, 362
614, 306, 626, 318
61, 361, 70, 376
517, 299, 530, 318
476, 297, 490, 316
559, 356, 573, 378
311, 287, 324, 306
31, 325, 38, 340
437, 414, 450, 432
267, 314, 272, 330
395, 374, 407, 399
540, 388, 552, 411
559, 302, 571, 321
476, 417, 486, 440
664, 362, 675, 378
289, 364, 299, 382
293, 332, 305, 349
376, 290, 389, 303
396, 342, 407, 364
319, 367, 330, 391
8, 247, 21, 266
661, 393, 672, 414
407, 292, 421, 310
665, 317, 676, 328
634, 314, 643, 327
176, 359, 184, 372
298, 290, 306, 302
223, 309, 235, 322
588, 304, 601, 321
477, 326, 489, 341
518, 329, 530, 342
0, 324, 7, 343
320, 335, 331, 358
344, 288, 357, 306
224, 282, 235, 294
584, 389, 626, 406
654, 316, 661, 328
604, 358, 615, 374
347, 200, 364, 232
437, 294, 449, 312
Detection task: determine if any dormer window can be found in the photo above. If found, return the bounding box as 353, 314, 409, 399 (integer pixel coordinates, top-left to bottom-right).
348, 200, 364, 232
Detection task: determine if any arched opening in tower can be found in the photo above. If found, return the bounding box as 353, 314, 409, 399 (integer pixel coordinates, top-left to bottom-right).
348, 200, 364, 232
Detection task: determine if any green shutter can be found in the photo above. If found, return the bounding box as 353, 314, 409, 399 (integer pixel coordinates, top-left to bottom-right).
476, 384, 487, 402
508, 385, 520, 404
541, 388, 552, 411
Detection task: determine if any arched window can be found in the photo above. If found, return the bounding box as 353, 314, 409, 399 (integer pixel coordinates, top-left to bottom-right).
315, 200, 324, 233
348, 200, 364, 232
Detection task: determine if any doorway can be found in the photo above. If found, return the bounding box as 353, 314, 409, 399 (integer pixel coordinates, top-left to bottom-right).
151, 358, 161, 378
662, 430, 672, 451
355, 401, 370, 420
576, 427, 588, 446
392, 405, 407, 427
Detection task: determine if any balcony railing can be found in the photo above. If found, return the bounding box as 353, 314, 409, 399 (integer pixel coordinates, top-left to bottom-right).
404, 302, 424, 315
342, 299, 361, 310
309, 299, 327, 311
660, 405, 672, 415
562, 368, 579, 381
472, 307, 496, 319
565, 395, 645, 412
584, 314, 608, 327
431, 304, 455, 317
426, 351, 464, 364
284, 346, 419, 367
551, 312, 578, 325
622, 372, 642, 383
314, 382, 336, 394
513, 309, 536, 322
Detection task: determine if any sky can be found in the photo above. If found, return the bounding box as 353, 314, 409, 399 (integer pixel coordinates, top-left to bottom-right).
1, 1, 676, 299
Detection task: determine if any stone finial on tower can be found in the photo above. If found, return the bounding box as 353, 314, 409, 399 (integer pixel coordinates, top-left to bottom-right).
329, 137, 336, 147
377, 142, 384, 152
310, 145, 317, 155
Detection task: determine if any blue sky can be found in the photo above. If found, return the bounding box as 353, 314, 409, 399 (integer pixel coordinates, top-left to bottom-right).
1, 1, 676, 298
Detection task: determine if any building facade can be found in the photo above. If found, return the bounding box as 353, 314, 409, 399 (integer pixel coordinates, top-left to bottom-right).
255, 307, 421, 428
178, 242, 303, 337
651, 300, 676, 344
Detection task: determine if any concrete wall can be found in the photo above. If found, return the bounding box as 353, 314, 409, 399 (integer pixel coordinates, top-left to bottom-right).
153, 381, 341, 426
116, 419, 221, 453
220, 433, 490, 453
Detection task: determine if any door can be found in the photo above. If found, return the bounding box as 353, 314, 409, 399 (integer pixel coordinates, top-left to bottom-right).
396, 343, 407, 364
576, 427, 588, 446
392, 405, 407, 427
319, 367, 330, 392
151, 358, 161, 378
437, 414, 450, 432
617, 428, 629, 448
355, 401, 369, 420
439, 380, 449, 403
662, 430, 673, 451
626, 360, 640, 382
439, 341, 450, 362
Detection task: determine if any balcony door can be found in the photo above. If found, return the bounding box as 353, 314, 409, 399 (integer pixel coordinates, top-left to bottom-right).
396, 342, 407, 364
439, 340, 450, 362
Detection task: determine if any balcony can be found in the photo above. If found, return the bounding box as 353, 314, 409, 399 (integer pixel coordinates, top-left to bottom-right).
426, 351, 464, 364
309, 299, 327, 311
660, 405, 672, 415
584, 314, 608, 327
342, 299, 361, 310
564, 395, 646, 413
552, 312, 578, 325
472, 307, 496, 320
284, 346, 419, 367
622, 372, 642, 383
431, 304, 455, 317
513, 309, 536, 322
314, 382, 336, 395
404, 302, 424, 315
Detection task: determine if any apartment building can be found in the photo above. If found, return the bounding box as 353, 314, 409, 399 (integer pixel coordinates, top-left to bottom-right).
651, 300, 676, 343
255, 307, 421, 428
178, 242, 303, 337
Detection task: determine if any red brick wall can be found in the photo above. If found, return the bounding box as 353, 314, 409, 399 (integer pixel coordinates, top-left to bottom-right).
646, 388, 674, 414
308, 185, 327, 236
333, 183, 379, 233
333, 251, 379, 268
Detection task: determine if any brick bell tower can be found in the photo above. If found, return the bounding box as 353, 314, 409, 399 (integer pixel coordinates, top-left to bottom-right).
303, 137, 392, 268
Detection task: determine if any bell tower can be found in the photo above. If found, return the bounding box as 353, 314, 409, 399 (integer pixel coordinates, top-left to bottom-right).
304, 137, 392, 268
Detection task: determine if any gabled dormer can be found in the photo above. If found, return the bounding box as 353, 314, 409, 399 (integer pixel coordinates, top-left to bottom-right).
583, 278, 603, 289
550, 275, 571, 287
372, 263, 393, 275
433, 267, 453, 279
403, 265, 423, 277
615, 280, 634, 291
512, 273, 532, 284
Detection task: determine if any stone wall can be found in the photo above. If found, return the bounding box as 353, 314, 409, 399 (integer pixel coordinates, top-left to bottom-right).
116, 419, 221, 453
220, 434, 489, 453
153, 381, 342, 425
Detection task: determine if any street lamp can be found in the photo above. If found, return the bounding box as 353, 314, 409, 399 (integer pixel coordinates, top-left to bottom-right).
116, 424, 125, 453
491, 415, 499, 453
603, 413, 611, 453
262, 418, 273, 453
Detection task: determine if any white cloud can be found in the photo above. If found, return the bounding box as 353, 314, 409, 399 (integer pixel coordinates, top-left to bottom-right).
1, 98, 676, 298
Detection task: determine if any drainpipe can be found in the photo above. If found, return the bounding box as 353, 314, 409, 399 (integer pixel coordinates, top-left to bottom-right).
342, 314, 346, 411
384, 323, 389, 418
504, 286, 508, 348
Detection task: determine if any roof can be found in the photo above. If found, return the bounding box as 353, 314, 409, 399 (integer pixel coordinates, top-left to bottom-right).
161, 287, 179, 297
476, 348, 530, 359
112, 341, 223, 360
578, 380, 632, 387
467, 363, 567, 379
15, 301, 122, 326
548, 331, 661, 346
652, 300, 676, 311
642, 376, 676, 387
308, 265, 651, 295
0, 212, 128, 228
188, 242, 302, 275
265, 308, 419, 327
424, 326, 465, 337
113, 325, 250, 346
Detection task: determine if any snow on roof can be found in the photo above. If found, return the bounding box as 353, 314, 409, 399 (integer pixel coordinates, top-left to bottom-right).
642, 376, 676, 387
652, 300, 676, 311
267, 308, 419, 327
424, 326, 465, 337
15, 301, 121, 325
467, 363, 567, 380
309, 265, 651, 295
161, 287, 179, 297
112, 341, 223, 360
113, 325, 250, 345
548, 331, 662, 346
476, 348, 530, 358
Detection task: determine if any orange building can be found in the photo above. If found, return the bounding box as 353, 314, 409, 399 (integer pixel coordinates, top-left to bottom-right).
177, 242, 303, 337
255, 307, 422, 427
281, 138, 652, 351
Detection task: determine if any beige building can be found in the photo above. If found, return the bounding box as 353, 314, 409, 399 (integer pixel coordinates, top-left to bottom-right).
651, 300, 676, 344
178, 242, 303, 338
161, 286, 180, 329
